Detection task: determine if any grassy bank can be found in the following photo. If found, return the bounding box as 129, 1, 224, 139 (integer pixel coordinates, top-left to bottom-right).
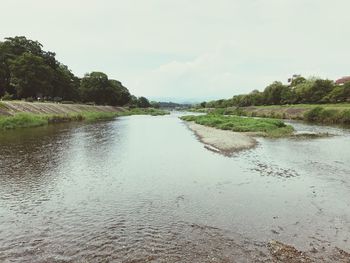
194, 104, 350, 125
181, 114, 294, 137
0, 108, 169, 130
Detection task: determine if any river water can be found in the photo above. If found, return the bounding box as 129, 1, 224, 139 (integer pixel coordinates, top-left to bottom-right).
0, 113, 349, 262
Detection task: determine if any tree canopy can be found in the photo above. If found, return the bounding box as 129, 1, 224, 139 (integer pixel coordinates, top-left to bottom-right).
204, 76, 350, 108
0, 36, 151, 107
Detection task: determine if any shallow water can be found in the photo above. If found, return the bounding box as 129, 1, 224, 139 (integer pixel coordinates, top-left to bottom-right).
0, 113, 349, 262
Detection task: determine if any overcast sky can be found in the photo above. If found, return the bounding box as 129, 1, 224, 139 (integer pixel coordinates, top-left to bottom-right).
1, 0, 350, 102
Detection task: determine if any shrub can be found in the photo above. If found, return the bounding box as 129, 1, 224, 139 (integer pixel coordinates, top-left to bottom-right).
25, 97, 34, 102
53, 97, 62, 102
1, 92, 13, 101
304, 107, 324, 122
340, 110, 350, 124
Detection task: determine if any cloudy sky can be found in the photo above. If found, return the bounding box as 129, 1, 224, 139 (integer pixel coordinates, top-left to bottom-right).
1, 0, 350, 102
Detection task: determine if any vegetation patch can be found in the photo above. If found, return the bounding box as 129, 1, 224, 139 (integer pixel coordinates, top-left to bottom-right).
0, 108, 169, 130
304, 107, 350, 124
181, 114, 294, 137
0, 113, 48, 130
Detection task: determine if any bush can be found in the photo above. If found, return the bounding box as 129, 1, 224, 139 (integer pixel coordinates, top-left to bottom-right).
340, 110, 350, 124
1, 92, 13, 101
25, 97, 34, 102
53, 97, 62, 102
304, 107, 324, 122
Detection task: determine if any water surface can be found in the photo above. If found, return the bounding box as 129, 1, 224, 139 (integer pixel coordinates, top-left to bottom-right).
0, 113, 349, 262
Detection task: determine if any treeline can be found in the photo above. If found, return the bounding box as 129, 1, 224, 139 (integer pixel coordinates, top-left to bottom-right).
0, 36, 152, 107
202, 76, 350, 108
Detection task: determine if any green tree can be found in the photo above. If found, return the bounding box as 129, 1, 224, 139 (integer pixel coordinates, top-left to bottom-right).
80, 72, 110, 104
9, 52, 54, 98
137, 96, 151, 108
52, 64, 80, 101
290, 76, 306, 87
109, 79, 131, 106
80, 72, 132, 106
263, 81, 285, 105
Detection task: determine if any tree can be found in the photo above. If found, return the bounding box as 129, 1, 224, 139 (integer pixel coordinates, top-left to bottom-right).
280, 86, 295, 104
109, 79, 131, 106
263, 81, 285, 105
137, 96, 151, 108
80, 72, 110, 104
325, 83, 350, 103
151, 101, 160, 108
51, 63, 80, 101
0, 36, 57, 98
290, 76, 306, 87
9, 52, 54, 98
80, 72, 132, 106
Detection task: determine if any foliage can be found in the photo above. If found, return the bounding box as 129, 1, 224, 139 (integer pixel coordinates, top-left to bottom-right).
181, 114, 294, 137
1, 92, 13, 100
219, 103, 350, 125
80, 72, 131, 106
203, 76, 350, 108
304, 107, 350, 124
0, 36, 152, 107
136, 96, 151, 108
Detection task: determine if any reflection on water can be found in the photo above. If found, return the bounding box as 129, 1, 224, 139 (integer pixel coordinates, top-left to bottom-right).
0, 114, 349, 262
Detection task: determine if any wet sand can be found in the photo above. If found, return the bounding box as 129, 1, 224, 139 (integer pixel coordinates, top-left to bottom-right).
186, 121, 257, 154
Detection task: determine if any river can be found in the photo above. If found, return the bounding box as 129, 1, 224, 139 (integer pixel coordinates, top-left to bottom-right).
0, 113, 349, 262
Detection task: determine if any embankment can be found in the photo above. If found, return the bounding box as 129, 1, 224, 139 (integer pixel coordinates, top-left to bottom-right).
0, 101, 124, 116
0, 101, 168, 130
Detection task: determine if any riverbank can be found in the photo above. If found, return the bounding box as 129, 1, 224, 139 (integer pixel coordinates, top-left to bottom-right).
192, 103, 350, 125
0, 101, 126, 116
0, 101, 168, 130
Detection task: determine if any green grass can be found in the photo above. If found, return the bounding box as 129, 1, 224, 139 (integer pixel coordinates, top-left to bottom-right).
181, 114, 294, 137
0, 113, 48, 130
0, 102, 7, 110
0, 108, 169, 130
